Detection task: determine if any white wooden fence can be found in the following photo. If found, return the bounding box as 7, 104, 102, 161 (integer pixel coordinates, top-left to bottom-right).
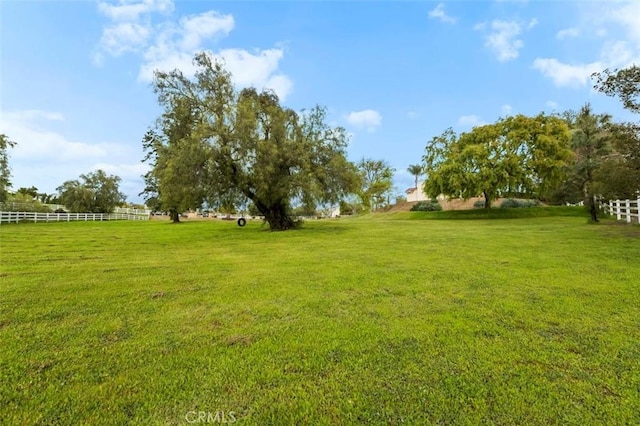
0, 211, 149, 225
603, 198, 640, 224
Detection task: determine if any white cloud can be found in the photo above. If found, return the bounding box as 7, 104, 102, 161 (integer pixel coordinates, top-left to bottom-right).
475, 19, 536, 62
532, 38, 637, 89
178, 12, 234, 51
345, 110, 382, 132
457, 115, 485, 128
428, 3, 456, 24
0, 109, 145, 199
534, 1, 640, 89
0, 110, 124, 162
92, 162, 150, 181
556, 27, 580, 40
97, 0, 173, 22
532, 58, 604, 88
138, 47, 293, 100
606, 1, 640, 45
407, 111, 419, 120
546, 100, 559, 110
98, 22, 151, 57
96, 3, 293, 101
501, 104, 512, 115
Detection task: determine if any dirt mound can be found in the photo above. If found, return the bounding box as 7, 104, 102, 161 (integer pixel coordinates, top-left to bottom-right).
386, 201, 419, 212
387, 197, 507, 212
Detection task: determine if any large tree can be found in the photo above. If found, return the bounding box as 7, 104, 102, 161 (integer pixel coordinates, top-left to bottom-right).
0, 134, 16, 203
357, 158, 394, 211
144, 53, 359, 230
599, 122, 640, 198
593, 65, 640, 199
423, 114, 572, 208
565, 104, 613, 221
57, 170, 126, 213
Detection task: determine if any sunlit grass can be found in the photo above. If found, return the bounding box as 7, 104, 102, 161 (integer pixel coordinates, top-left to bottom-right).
1, 212, 639, 424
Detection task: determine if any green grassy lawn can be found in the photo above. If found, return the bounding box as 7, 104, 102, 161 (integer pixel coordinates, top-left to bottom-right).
1, 211, 639, 425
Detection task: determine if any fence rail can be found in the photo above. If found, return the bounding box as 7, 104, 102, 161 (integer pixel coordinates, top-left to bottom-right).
0, 211, 149, 225
603, 198, 640, 224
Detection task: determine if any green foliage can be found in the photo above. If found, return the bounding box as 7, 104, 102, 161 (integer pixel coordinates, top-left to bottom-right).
423, 114, 572, 209
548, 104, 639, 217
410, 200, 442, 211
16, 186, 38, 199
56, 170, 126, 213
406, 163, 423, 189
599, 122, 640, 198
143, 53, 359, 230
357, 158, 395, 211
339, 200, 355, 215
247, 202, 262, 217
292, 204, 317, 217
1, 193, 53, 212
0, 134, 16, 203
593, 66, 640, 114
395, 195, 407, 205
499, 198, 540, 208
379, 206, 587, 220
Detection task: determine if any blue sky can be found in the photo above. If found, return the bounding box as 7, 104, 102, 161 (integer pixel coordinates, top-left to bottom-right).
1, 0, 639, 204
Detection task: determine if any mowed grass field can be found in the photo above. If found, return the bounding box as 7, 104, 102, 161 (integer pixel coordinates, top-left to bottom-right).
1, 210, 639, 425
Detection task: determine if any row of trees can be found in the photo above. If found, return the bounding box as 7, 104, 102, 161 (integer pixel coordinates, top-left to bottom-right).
420, 66, 639, 222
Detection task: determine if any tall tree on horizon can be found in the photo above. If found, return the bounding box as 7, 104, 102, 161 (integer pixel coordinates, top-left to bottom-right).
423, 114, 573, 209
0, 134, 16, 203
143, 52, 359, 230
407, 164, 423, 191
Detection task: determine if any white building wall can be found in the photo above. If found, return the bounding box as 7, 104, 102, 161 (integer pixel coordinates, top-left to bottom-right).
406, 182, 429, 202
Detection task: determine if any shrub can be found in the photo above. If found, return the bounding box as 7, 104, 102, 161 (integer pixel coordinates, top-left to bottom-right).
410, 201, 442, 211
500, 198, 540, 208
473, 200, 486, 209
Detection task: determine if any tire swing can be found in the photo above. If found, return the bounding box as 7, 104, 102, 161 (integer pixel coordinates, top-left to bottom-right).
237, 217, 247, 227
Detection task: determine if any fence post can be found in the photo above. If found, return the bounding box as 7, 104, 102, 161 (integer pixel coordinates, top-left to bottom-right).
615, 200, 621, 220
626, 199, 631, 223
637, 197, 640, 224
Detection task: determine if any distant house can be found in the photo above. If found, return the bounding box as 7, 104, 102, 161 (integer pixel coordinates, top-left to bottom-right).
406, 182, 429, 202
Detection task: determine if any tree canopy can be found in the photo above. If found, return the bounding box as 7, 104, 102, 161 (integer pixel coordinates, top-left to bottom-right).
142, 52, 359, 230
0, 134, 16, 203
592, 65, 640, 200
593, 66, 640, 114
423, 114, 572, 208
407, 164, 423, 190
356, 158, 394, 212
557, 104, 613, 221
57, 170, 126, 213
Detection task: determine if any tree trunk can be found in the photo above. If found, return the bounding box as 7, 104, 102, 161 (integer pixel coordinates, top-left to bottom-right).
483, 191, 492, 209
247, 194, 297, 231
588, 195, 599, 222
263, 203, 296, 231
169, 208, 180, 223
